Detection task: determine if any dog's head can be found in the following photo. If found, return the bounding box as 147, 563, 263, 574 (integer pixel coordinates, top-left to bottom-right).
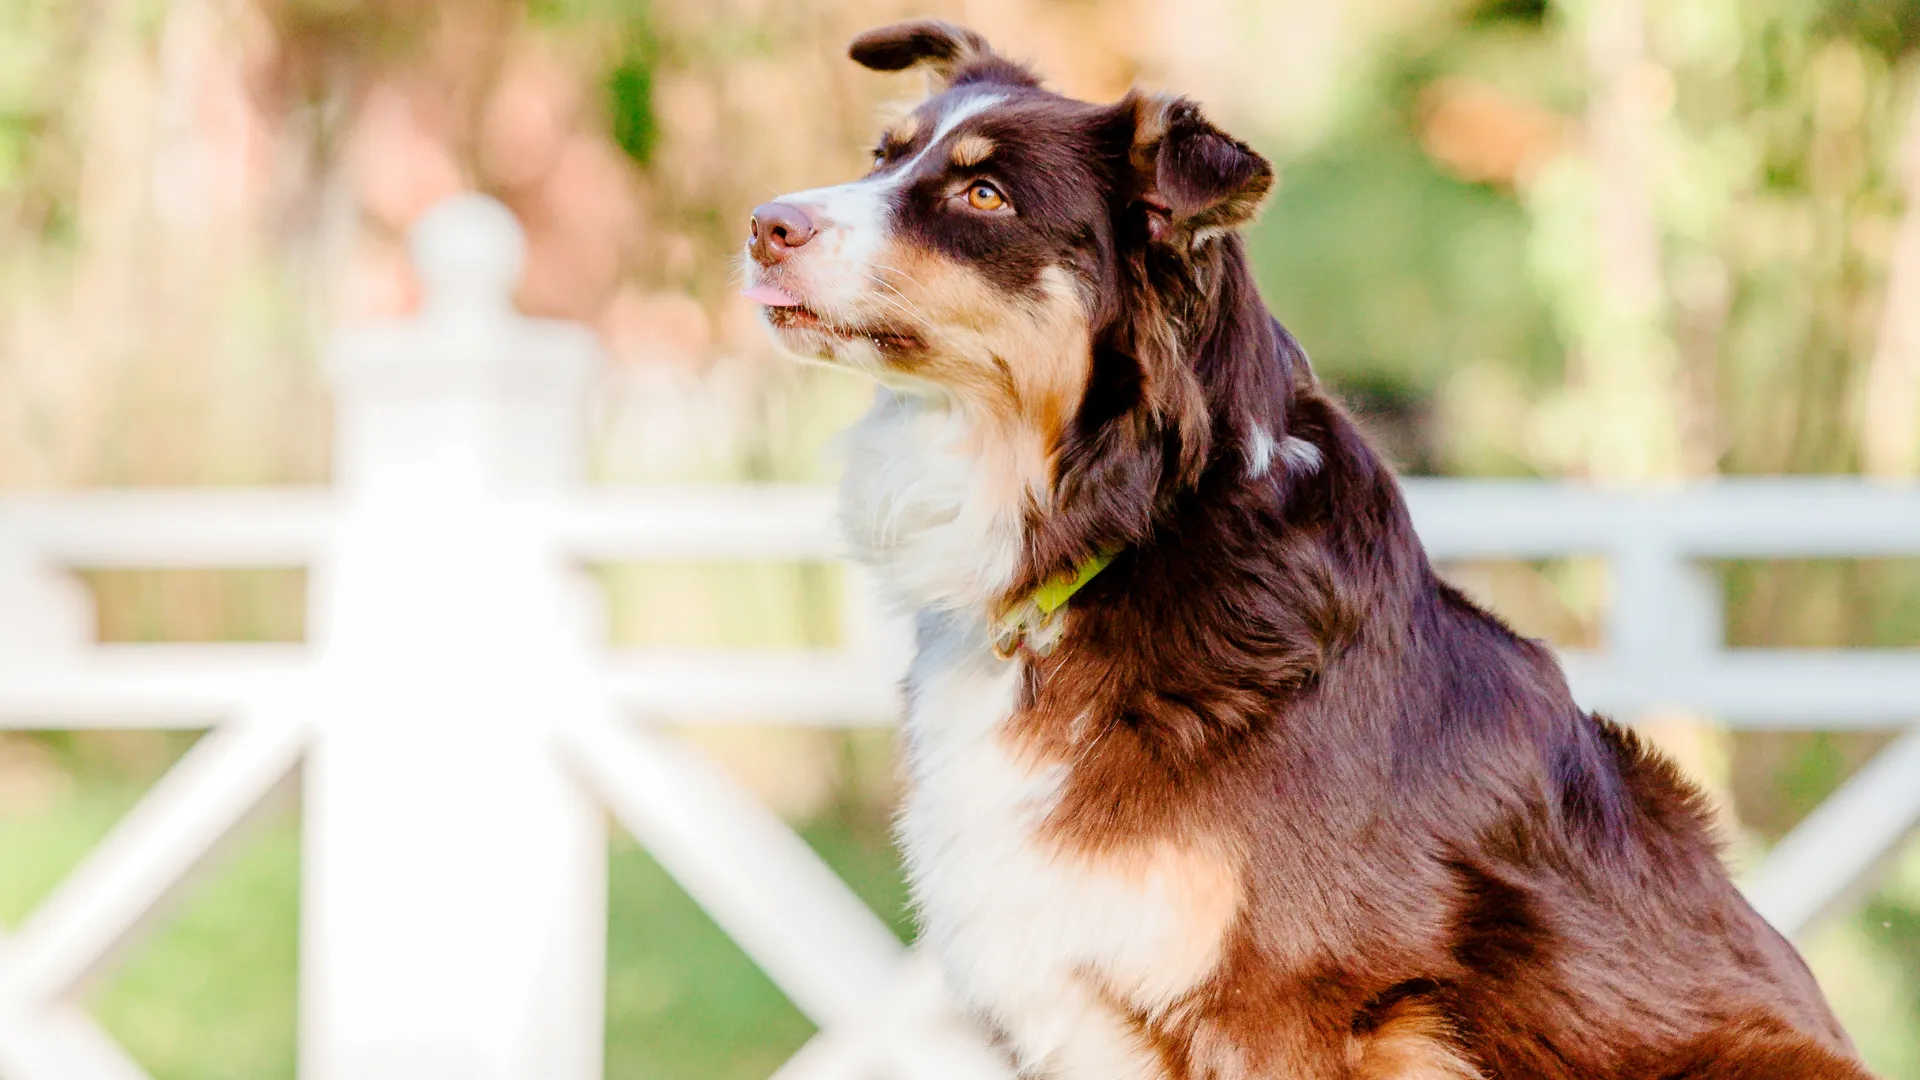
746, 20, 1272, 417
749, 21, 1303, 587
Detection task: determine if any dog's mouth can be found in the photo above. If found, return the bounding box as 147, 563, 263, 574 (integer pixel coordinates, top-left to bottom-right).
765, 304, 922, 350
748, 282, 923, 352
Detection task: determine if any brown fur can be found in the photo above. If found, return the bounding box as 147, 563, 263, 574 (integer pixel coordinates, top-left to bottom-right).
1348, 998, 1483, 1080
778, 22, 1877, 1080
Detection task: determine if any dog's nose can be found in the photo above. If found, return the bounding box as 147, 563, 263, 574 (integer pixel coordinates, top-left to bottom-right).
748, 202, 816, 266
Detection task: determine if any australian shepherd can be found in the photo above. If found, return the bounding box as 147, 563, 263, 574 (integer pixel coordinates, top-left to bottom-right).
743, 20, 1869, 1080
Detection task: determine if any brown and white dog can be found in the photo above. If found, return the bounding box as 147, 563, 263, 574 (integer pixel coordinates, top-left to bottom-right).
743, 20, 1870, 1080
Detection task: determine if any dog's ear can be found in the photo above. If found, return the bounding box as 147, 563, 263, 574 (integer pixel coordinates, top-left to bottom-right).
849, 20, 1033, 88
848, 20, 988, 76
1126, 94, 1274, 243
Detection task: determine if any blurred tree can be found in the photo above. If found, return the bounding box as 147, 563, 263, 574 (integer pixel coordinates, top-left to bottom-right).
4, 0, 1920, 1073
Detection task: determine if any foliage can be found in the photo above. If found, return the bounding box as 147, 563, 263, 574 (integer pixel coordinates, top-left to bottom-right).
2, 0, 1919, 1074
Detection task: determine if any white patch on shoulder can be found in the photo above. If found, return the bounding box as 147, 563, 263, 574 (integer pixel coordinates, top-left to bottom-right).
1248, 429, 1322, 479
1278, 435, 1322, 475
1244, 428, 1277, 478
896, 611, 1241, 1080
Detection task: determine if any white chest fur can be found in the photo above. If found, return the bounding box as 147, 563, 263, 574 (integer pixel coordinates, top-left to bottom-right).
897, 615, 1191, 1079
837, 388, 1024, 614
839, 389, 1240, 1079
887, 616, 1246, 1080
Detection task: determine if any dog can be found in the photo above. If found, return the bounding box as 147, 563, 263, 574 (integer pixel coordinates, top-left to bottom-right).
743, 19, 1870, 1080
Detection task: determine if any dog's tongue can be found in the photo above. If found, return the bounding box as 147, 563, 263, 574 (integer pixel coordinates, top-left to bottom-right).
742, 282, 803, 307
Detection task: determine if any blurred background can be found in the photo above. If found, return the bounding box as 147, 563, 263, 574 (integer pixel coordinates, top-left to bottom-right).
2, 0, 1919, 1077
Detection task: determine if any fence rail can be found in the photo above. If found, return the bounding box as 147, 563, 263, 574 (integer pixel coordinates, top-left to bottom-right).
0, 194, 1915, 1080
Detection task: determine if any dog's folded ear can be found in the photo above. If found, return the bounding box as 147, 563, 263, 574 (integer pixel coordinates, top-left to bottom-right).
1126, 94, 1274, 243
848, 20, 988, 75
849, 20, 1035, 88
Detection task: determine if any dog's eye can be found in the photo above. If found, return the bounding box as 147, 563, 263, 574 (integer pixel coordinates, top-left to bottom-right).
965, 181, 1009, 213
870, 148, 888, 169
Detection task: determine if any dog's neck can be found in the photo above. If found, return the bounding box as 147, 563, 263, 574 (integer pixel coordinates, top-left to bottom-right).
835, 238, 1341, 629
837, 386, 1033, 617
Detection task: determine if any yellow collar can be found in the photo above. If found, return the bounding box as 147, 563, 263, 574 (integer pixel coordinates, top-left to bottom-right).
990, 548, 1120, 660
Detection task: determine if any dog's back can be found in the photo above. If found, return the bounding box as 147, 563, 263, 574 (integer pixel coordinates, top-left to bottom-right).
1001, 359, 1868, 1078
1182, 380, 1868, 1078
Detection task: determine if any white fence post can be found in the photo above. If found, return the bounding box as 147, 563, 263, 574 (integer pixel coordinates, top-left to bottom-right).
299, 194, 608, 1080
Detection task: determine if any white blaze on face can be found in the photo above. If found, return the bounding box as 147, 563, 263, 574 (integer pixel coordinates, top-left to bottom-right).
758, 90, 1087, 616
747, 92, 1007, 327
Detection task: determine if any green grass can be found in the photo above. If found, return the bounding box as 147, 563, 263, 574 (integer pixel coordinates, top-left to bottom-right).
605, 811, 910, 1080
0, 732, 298, 1080
93, 815, 300, 1080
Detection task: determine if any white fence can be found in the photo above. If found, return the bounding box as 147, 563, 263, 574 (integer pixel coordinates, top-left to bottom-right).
0, 194, 1916, 1080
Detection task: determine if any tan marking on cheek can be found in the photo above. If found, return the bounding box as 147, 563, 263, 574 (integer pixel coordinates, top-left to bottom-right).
864, 243, 1091, 523
879, 245, 1093, 440
951, 133, 996, 168
1348, 1001, 1483, 1080
877, 246, 1021, 400
1013, 270, 1094, 442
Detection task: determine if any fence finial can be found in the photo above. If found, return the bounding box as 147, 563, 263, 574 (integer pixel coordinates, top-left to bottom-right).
409, 193, 526, 316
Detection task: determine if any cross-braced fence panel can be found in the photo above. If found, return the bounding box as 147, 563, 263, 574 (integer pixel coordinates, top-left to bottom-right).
1, 194, 1915, 1080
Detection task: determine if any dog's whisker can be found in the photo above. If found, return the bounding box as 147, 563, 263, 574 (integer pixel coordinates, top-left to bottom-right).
863, 270, 939, 327
864, 284, 931, 329
869, 261, 933, 293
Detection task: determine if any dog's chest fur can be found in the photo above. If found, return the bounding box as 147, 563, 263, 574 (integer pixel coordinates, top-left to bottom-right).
840, 391, 1238, 1079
